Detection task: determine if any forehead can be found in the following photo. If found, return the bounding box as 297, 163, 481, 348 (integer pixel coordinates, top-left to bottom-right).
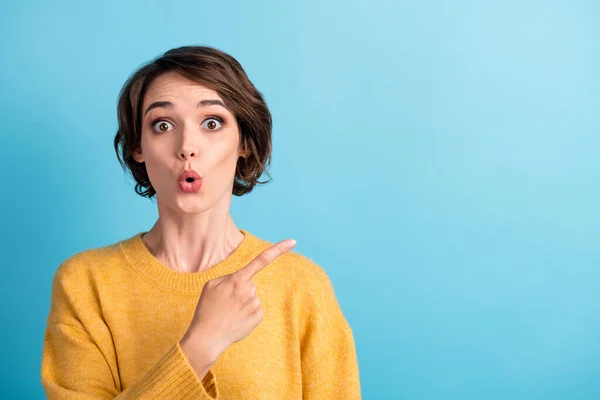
142, 71, 222, 109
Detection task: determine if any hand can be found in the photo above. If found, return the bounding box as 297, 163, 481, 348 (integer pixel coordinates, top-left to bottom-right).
180, 238, 297, 365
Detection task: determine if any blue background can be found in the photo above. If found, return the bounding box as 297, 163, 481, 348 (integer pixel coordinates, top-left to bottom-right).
1, 0, 599, 398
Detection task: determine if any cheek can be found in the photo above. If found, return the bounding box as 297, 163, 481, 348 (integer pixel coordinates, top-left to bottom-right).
211, 149, 239, 175
205, 142, 241, 179
141, 139, 173, 184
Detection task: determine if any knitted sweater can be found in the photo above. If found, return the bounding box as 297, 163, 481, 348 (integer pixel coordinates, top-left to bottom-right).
41, 229, 361, 399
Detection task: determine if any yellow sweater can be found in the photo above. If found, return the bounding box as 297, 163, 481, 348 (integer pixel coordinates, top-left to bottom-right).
41, 229, 361, 399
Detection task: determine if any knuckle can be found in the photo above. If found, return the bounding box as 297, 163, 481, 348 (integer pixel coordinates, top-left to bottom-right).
257, 252, 270, 266
204, 279, 217, 289
230, 277, 243, 290
243, 287, 256, 302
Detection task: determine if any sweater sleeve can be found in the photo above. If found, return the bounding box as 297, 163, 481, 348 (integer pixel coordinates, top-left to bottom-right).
40, 258, 219, 399
297, 260, 362, 399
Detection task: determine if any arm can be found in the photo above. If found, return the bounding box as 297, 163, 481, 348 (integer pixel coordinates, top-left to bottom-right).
297, 261, 362, 399
40, 258, 218, 399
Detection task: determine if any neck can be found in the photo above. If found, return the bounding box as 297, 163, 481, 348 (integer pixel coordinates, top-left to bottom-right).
141, 201, 245, 273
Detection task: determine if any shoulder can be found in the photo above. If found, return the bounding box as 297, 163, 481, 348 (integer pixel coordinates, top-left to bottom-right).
248, 232, 348, 326
51, 235, 132, 291
48, 235, 134, 324
246, 230, 323, 274
247, 231, 332, 287
283, 251, 352, 335
284, 251, 334, 292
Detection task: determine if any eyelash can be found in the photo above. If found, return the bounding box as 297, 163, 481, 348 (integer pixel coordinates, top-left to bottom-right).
150, 115, 225, 133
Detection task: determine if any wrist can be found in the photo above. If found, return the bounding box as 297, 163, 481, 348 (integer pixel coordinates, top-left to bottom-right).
180, 329, 221, 367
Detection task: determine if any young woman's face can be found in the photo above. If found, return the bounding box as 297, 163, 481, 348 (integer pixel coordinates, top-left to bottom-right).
133, 71, 245, 214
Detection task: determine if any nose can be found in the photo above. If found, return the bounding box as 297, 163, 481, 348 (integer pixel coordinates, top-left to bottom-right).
178, 126, 199, 161
180, 148, 196, 159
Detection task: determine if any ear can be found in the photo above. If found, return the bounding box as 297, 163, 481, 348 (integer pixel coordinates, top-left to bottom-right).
238, 140, 248, 159
132, 147, 144, 163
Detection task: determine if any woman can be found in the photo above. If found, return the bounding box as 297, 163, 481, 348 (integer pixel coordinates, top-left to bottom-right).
41, 46, 361, 399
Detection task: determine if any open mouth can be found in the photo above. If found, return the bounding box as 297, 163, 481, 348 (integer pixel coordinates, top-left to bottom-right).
178, 169, 202, 187
179, 178, 202, 192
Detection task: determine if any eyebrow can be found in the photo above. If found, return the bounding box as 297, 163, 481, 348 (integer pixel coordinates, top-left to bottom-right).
143, 99, 228, 116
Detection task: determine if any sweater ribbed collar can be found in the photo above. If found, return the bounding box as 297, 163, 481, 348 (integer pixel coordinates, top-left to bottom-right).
119, 229, 263, 295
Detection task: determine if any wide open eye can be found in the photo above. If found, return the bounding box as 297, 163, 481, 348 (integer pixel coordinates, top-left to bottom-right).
151, 119, 174, 133
202, 117, 224, 131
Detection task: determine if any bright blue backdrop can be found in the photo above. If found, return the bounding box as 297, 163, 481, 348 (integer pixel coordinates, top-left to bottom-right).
1, 0, 599, 398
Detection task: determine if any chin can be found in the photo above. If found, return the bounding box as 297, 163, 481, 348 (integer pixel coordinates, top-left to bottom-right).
154, 189, 208, 215
174, 196, 211, 214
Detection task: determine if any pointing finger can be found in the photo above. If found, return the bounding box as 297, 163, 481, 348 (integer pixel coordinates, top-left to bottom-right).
236, 239, 296, 282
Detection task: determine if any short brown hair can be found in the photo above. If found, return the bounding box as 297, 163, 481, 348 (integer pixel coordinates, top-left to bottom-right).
113, 45, 273, 198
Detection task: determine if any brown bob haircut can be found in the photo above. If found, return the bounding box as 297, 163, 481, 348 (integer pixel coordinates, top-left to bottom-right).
113, 45, 272, 199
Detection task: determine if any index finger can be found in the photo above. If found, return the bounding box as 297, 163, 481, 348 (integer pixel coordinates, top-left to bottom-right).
236, 239, 296, 282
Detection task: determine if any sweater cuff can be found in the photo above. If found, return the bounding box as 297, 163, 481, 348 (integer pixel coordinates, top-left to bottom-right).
127, 342, 218, 399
